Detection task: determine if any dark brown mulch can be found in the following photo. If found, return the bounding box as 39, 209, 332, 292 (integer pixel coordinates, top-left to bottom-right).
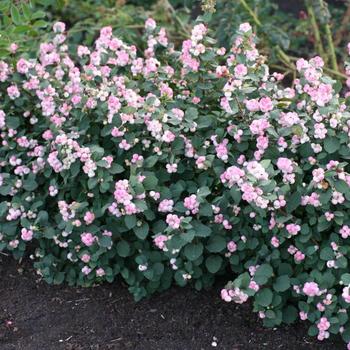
0, 256, 344, 350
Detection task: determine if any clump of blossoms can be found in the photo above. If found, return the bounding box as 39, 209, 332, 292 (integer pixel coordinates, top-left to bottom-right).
2, 19, 350, 346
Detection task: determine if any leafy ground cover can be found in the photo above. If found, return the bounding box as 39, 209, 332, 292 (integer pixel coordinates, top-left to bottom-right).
2, 0, 350, 348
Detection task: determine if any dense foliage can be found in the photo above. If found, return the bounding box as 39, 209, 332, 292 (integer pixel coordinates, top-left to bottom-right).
3, 14, 350, 347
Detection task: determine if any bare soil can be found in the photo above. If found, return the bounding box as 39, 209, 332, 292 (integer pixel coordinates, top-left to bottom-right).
0, 256, 344, 350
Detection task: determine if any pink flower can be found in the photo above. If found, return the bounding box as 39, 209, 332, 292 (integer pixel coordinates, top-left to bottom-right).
9, 43, 18, 54
184, 194, 199, 214
81, 254, 91, 263
166, 214, 182, 229
227, 241, 237, 253
96, 268, 105, 277
312, 168, 325, 183
340, 225, 350, 239
100, 26, 112, 38
245, 99, 260, 112
239, 23, 252, 32
303, 282, 320, 297
296, 58, 309, 71
7, 85, 20, 99
82, 266, 92, 275
276, 157, 293, 173
271, 236, 280, 248
259, 97, 273, 113
145, 18, 157, 30
343, 286, 350, 303
294, 251, 305, 262
81, 232, 95, 246
158, 199, 174, 213
234, 64, 247, 78
220, 166, 245, 187
249, 118, 270, 135
16, 58, 29, 74
299, 311, 308, 320
154, 235, 168, 250
317, 317, 330, 332
21, 228, 33, 241
108, 95, 121, 114
286, 224, 301, 236
166, 163, 177, 173
249, 281, 259, 292
84, 211, 95, 225
53, 22, 66, 33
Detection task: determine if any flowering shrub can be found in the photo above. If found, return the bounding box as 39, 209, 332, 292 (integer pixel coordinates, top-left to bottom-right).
2, 18, 350, 346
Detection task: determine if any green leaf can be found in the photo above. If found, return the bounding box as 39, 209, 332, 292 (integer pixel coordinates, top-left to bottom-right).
21, 3, 32, 20
109, 163, 124, 174
88, 178, 98, 189
282, 305, 298, 324
0, 202, 7, 217
205, 255, 223, 273
134, 222, 149, 240
0, 185, 11, 196
6, 117, 20, 129
230, 188, 241, 204
10, 5, 21, 25
185, 107, 198, 119
324, 137, 340, 154
256, 288, 273, 307
184, 243, 203, 261
286, 192, 301, 213
341, 273, 350, 285
234, 272, 251, 289
53, 272, 65, 285
254, 264, 273, 284
197, 186, 211, 198
33, 20, 48, 28
334, 180, 350, 200
192, 220, 212, 237
143, 174, 158, 190
99, 236, 112, 248
206, 235, 226, 253
199, 203, 213, 217
273, 275, 290, 292
320, 247, 334, 261
144, 156, 158, 168
36, 210, 48, 225
117, 240, 130, 257
174, 270, 187, 286
44, 227, 56, 238
23, 176, 38, 191
124, 215, 136, 229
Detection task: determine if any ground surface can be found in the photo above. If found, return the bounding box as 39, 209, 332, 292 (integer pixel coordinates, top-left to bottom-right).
0, 256, 345, 350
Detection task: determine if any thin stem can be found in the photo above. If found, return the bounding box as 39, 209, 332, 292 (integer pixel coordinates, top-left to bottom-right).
305, 1, 326, 61
276, 46, 292, 66
238, 0, 262, 27
323, 67, 347, 80
324, 24, 338, 72
235, 0, 343, 80
238, 0, 292, 69
164, 0, 191, 36
318, 0, 338, 72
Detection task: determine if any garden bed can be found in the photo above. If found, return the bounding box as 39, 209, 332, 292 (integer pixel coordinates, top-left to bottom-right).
0, 256, 343, 350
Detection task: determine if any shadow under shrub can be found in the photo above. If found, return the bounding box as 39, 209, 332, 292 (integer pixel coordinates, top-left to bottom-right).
1, 17, 350, 346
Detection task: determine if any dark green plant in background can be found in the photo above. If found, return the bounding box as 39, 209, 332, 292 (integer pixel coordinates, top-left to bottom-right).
201, 0, 350, 80
1, 0, 350, 80
0, 0, 50, 57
